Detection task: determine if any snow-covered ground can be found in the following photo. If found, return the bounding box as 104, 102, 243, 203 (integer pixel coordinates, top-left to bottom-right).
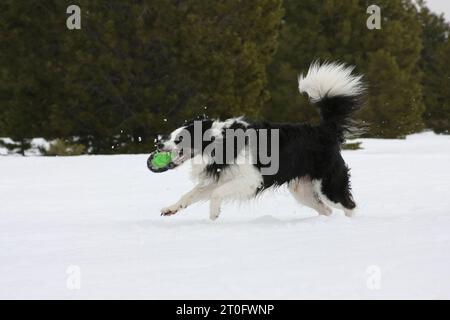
1, 132, 450, 299
0, 138, 49, 156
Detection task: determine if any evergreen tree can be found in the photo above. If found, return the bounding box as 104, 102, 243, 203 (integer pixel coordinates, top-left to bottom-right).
1, 0, 283, 154
0, 1, 67, 154
58, 0, 283, 153
423, 36, 450, 133
417, 1, 450, 133
3, 0, 442, 155
264, 0, 425, 138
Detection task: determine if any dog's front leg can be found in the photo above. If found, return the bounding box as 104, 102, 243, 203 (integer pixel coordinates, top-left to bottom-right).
209, 179, 260, 220
161, 184, 212, 216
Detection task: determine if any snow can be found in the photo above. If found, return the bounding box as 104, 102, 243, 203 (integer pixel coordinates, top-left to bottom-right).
0, 137, 50, 156
1, 132, 450, 299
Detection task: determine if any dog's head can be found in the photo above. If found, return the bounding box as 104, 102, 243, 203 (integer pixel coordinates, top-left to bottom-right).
155, 115, 214, 168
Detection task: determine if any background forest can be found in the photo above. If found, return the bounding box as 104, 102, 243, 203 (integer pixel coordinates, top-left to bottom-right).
0, 0, 449, 155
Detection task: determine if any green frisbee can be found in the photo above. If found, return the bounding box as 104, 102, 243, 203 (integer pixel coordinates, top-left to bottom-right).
151, 151, 172, 169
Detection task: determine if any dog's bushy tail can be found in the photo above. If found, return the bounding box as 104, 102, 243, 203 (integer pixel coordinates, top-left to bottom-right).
298, 61, 365, 143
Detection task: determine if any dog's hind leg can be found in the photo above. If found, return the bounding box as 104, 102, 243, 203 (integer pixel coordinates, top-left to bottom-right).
313, 176, 356, 217
161, 184, 213, 216
288, 178, 332, 216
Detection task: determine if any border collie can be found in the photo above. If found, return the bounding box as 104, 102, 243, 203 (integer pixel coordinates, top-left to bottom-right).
154, 62, 365, 220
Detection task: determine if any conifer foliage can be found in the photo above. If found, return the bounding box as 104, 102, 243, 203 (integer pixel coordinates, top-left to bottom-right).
0, 0, 283, 154
0, 0, 449, 154
265, 0, 426, 138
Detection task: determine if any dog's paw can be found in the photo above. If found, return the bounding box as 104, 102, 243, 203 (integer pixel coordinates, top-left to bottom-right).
318, 206, 333, 216
161, 205, 180, 216
344, 208, 355, 217
209, 210, 220, 221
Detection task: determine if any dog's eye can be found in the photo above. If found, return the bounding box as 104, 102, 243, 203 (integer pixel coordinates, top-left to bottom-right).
174, 136, 183, 144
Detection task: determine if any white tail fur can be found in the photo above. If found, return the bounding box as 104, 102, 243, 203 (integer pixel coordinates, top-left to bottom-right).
298, 61, 365, 102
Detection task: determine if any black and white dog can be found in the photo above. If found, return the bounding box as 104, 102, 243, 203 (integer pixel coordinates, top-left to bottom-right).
155, 62, 365, 220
